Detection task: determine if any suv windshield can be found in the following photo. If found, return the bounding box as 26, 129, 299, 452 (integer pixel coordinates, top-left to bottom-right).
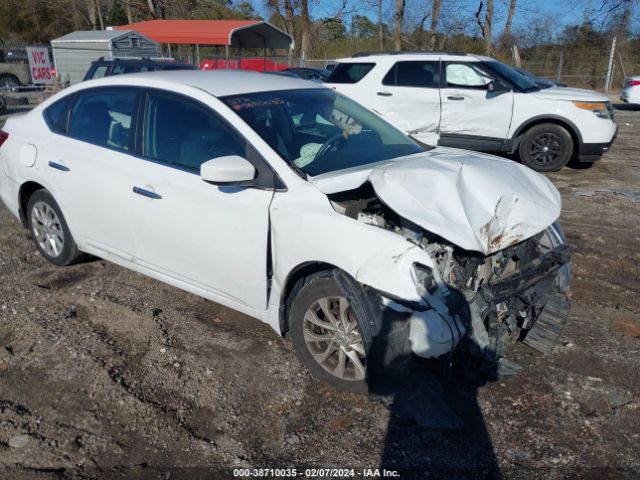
485, 60, 540, 92
221, 89, 424, 177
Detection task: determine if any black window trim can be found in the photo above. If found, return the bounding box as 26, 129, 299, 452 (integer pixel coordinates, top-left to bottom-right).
136, 87, 286, 191
382, 60, 441, 89
326, 62, 376, 84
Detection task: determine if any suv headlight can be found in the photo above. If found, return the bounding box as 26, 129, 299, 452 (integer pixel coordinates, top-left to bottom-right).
572, 101, 611, 120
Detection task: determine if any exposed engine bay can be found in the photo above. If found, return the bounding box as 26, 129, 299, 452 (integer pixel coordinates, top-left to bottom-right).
329, 182, 571, 379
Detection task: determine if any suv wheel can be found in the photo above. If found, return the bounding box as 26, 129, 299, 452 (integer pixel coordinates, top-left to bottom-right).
27, 190, 80, 266
289, 271, 369, 393
518, 123, 573, 172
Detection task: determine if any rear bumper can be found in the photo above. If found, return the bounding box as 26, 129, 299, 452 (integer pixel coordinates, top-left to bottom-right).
577, 126, 618, 163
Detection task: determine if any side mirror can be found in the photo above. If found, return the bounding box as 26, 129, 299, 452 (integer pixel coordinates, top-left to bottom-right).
487, 80, 510, 94
200, 155, 256, 186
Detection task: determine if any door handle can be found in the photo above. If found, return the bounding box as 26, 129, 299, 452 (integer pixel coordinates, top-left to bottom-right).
133, 186, 162, 200
447, 95, 465, 101
48, 161, 70, 172
377, 91, 392, 97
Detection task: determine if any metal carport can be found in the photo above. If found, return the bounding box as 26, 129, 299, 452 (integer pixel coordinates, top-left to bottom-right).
115, 20, 293, 65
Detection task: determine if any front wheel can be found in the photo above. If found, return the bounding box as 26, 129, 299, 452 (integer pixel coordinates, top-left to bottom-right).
27, 190, 80, 266
289, 271, 369, 393
518, 123, 573, 172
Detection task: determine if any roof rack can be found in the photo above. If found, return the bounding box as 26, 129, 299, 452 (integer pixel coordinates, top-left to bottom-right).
351, 51, 467, 58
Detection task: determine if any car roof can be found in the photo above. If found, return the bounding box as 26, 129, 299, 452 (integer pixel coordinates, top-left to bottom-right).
335, 52, 485, 63
75, 69, 322, 97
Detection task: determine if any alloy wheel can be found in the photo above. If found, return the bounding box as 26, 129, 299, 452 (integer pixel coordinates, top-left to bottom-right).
529, 132, 563, 166
31, 201, 65, 258
302, 296, 366, 381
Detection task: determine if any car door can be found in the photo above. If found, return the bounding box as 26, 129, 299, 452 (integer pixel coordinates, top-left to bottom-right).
440, 61, 513, 143
43, 86, 140, 260
129, 89, 273, 310
370, 60, 441, 136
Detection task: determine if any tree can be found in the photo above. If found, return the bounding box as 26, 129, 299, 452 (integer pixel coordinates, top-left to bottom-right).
352, 15, 375, 39
475, 0, 494, 54
394, 0, 405, 51
499, 0, 517, 50
378, 0, 384, 50
429, 0, 441, 50
106, 0, 129, 26
321, 18, 347, 41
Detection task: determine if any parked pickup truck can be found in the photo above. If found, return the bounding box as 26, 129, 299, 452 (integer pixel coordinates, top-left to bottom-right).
325, 52, 618, 172
0, 62, 30, 90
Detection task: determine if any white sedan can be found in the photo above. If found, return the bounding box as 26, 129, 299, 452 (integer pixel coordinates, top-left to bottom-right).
621, 76, 640, 105
0, 71, 570, 392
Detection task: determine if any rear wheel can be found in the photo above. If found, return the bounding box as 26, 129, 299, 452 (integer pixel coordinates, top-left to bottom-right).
27, 190, 80, 266
518, 123, 573, 172
289, 271, 369, 393
0, 75, 20, 91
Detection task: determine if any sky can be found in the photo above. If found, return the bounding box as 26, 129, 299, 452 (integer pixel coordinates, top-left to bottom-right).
253, 0, 634, 37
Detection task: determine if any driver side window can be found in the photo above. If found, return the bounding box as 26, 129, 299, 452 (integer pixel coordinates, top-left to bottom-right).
142, 91, 247, 173
445, 63, 492, 89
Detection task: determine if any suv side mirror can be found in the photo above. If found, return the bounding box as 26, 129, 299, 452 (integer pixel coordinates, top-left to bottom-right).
487, 80, 510, 94
200, 155, 256, 186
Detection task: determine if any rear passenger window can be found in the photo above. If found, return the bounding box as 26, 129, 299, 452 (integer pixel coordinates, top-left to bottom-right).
143, 91, 247, 173
90, 65, 108, 79
111, 64, 139, 75
326, 63, 375, 84
44, 95, 72, 133
383, 61, 438, 88
68, 88, 137, 151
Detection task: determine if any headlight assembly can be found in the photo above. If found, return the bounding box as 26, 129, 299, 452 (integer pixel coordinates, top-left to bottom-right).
572, 101, 611, 120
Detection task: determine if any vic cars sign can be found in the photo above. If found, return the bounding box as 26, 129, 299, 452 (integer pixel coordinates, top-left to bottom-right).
26, 47, 53, 84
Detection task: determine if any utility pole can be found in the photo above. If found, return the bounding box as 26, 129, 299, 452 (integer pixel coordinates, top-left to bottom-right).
605, 36, 616, 92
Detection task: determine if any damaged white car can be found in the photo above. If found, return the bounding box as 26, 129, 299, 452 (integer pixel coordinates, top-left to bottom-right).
0, 71, 571, 392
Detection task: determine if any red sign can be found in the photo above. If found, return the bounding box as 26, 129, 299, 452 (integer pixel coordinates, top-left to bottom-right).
26, 47, 53, 85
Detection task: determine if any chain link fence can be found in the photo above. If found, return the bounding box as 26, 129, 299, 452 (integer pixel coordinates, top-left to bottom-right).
517, 39, 639, 91
2, 35, 636, 123
0, 40, 54, 118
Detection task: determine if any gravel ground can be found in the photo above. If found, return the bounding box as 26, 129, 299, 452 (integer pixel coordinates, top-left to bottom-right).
0, 104, 639, 480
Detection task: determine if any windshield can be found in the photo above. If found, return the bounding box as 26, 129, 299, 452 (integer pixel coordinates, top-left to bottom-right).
485, 61, 540, 92
221, 89, 424, 177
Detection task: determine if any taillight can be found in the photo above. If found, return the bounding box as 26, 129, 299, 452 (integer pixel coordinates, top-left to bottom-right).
0, 130, 8, 148
628, 80, 640, 87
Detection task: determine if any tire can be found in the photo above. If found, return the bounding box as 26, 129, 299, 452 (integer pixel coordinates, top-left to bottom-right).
289, 270, 371, 394
27, 190, 80, 266
518, 123, 573, 172
0, 75, 20, 91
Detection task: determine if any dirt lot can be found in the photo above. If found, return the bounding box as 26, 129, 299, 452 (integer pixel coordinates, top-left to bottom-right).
1, 105, 639, 480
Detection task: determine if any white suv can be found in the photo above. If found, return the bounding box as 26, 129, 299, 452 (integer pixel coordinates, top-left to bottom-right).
326, 52, 618, 172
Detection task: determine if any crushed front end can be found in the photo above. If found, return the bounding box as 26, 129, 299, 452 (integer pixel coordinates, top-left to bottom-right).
330, 185, 571, 379
417, 224, 571, 379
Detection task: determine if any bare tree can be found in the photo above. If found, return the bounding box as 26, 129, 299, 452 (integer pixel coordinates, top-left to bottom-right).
378, 0, 384, 51
394, 0, 405, 51
300, 0, 311, 59
429, 0, 441, 50
87, 0, 97, 29
499, 0, 517, 50
475, 0, 494, 54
